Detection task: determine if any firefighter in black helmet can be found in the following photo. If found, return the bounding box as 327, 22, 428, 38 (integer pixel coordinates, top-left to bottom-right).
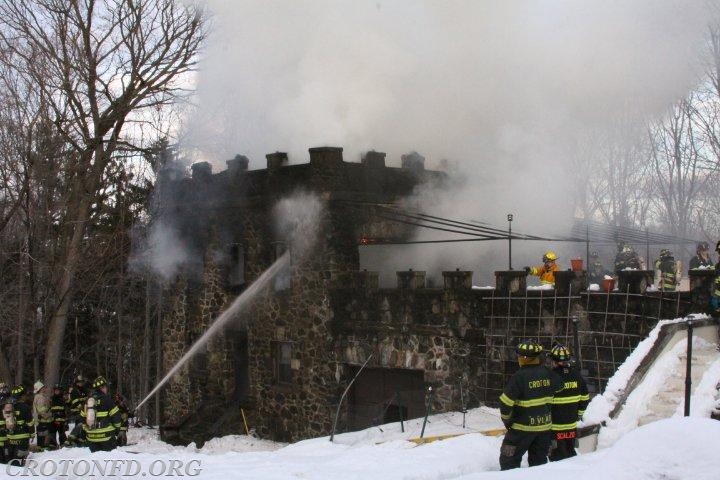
81, 376, 122, 452
688, 241, 713, 272
654, 249, 678, 292
498, 340, 563, 470
548, 345, 589, 462
49, 384, 67, 447
711, 241, 720, 315
5, 385, 32, 464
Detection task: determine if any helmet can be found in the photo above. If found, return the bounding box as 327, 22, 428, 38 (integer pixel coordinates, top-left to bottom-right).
716, 240, 720, 253
622, 244, 632, 253
516, 340, 543, 357
11, 385, 25, 397
75, 375, 84, 383
33, 381, 45, 394
550, 345, 572, 362
659, 249, 671, 258
543, 251, 558, 262
590, 251, 599, 258
92, 376, 108, 389
697, 241, 709, 252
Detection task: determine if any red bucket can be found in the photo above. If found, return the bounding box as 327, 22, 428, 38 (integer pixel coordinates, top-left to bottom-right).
571, 258, 583, 272
602, 278, 615, 292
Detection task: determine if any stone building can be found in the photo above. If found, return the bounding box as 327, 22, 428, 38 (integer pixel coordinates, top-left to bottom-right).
158, 146, 710, 445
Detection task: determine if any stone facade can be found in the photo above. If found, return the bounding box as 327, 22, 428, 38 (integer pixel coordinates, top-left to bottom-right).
158, 147, 713, 445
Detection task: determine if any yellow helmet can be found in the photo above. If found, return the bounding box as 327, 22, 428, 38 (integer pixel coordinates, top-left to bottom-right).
543, 251, 558, 262
516, 340, 543, 357
550, 345, 572, 362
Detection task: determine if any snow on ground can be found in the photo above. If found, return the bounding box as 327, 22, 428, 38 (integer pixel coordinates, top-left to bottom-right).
4, 416, 718, 479
3, 317, 719, 479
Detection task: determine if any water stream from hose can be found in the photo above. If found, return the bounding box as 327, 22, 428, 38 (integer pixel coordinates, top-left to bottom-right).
134, 252, 290, 412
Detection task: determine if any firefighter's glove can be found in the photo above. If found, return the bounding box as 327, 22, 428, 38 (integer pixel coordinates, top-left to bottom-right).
524, 266, 531, 274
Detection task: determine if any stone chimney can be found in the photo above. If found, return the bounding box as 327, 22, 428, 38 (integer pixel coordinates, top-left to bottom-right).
309, 147, 343, 170
362, 151, 386, 168
401, 151, 425, 171
227, 154, 249, 174
191, 161, 212, 181
266, 152, 288, 171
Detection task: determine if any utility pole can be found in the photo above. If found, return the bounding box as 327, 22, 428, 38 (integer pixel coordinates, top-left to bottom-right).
507, 214, 513, 270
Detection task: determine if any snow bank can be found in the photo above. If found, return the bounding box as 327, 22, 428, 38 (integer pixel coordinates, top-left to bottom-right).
582, 317, 688, 427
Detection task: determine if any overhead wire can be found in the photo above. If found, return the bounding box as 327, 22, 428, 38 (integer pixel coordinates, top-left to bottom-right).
335, 199, 700, 246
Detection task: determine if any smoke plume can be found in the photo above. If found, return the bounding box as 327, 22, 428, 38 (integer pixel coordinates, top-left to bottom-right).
183, 0, 718, 283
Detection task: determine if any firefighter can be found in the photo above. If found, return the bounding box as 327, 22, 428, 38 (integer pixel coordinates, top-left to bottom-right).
64, 375, 88, 446
587, 251, 610, 286
688, 241, 713, 272
5, 386, 32, 465
712, 241, 720, 315
614, 242, 642, 273
68, 375, 88, 423
655, 249, 678, 292
82, 376, 122, 452
548, 345, 589, 462
31, 381, 53, 450
498, 340, 563, 470
49, 384, 67, 448
0, 383, 8, 463
114, 393, 131, 447
524, 251, 560, 286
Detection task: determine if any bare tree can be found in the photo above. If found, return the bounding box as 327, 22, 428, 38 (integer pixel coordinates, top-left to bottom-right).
568, 117, 653, 229
646, 98, 708, 242
0, 0, 206, 385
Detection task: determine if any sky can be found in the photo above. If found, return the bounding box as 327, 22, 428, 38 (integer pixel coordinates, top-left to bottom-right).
169, 1, 720, 282
6, 317, 719, 479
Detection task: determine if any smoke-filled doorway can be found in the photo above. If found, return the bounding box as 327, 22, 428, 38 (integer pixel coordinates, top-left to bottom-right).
346, 367, 425, 432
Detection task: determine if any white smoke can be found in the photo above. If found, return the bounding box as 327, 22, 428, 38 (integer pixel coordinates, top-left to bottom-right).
145, 219, 190, 280
273, 191, 324, 260
181, 0, 718, 283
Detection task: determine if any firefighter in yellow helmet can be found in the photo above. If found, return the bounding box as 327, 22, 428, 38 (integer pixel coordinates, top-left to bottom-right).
498, 340, 564, 470
81, 376, 122, 452
524, 251, 560, 286
548, 345, 589, 461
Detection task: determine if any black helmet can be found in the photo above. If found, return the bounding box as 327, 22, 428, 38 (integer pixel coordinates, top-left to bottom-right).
11, 385, 25, 397
516, 339, 543, 357
550, 345, 572, 362
659, 249, 672, 259
716, 240, 720, 253
92, 376, 108, 389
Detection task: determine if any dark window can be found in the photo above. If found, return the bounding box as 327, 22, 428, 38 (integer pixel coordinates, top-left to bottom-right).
228, 243, 245, 287
275, 341, 293, 384
271, 241, 291, 291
